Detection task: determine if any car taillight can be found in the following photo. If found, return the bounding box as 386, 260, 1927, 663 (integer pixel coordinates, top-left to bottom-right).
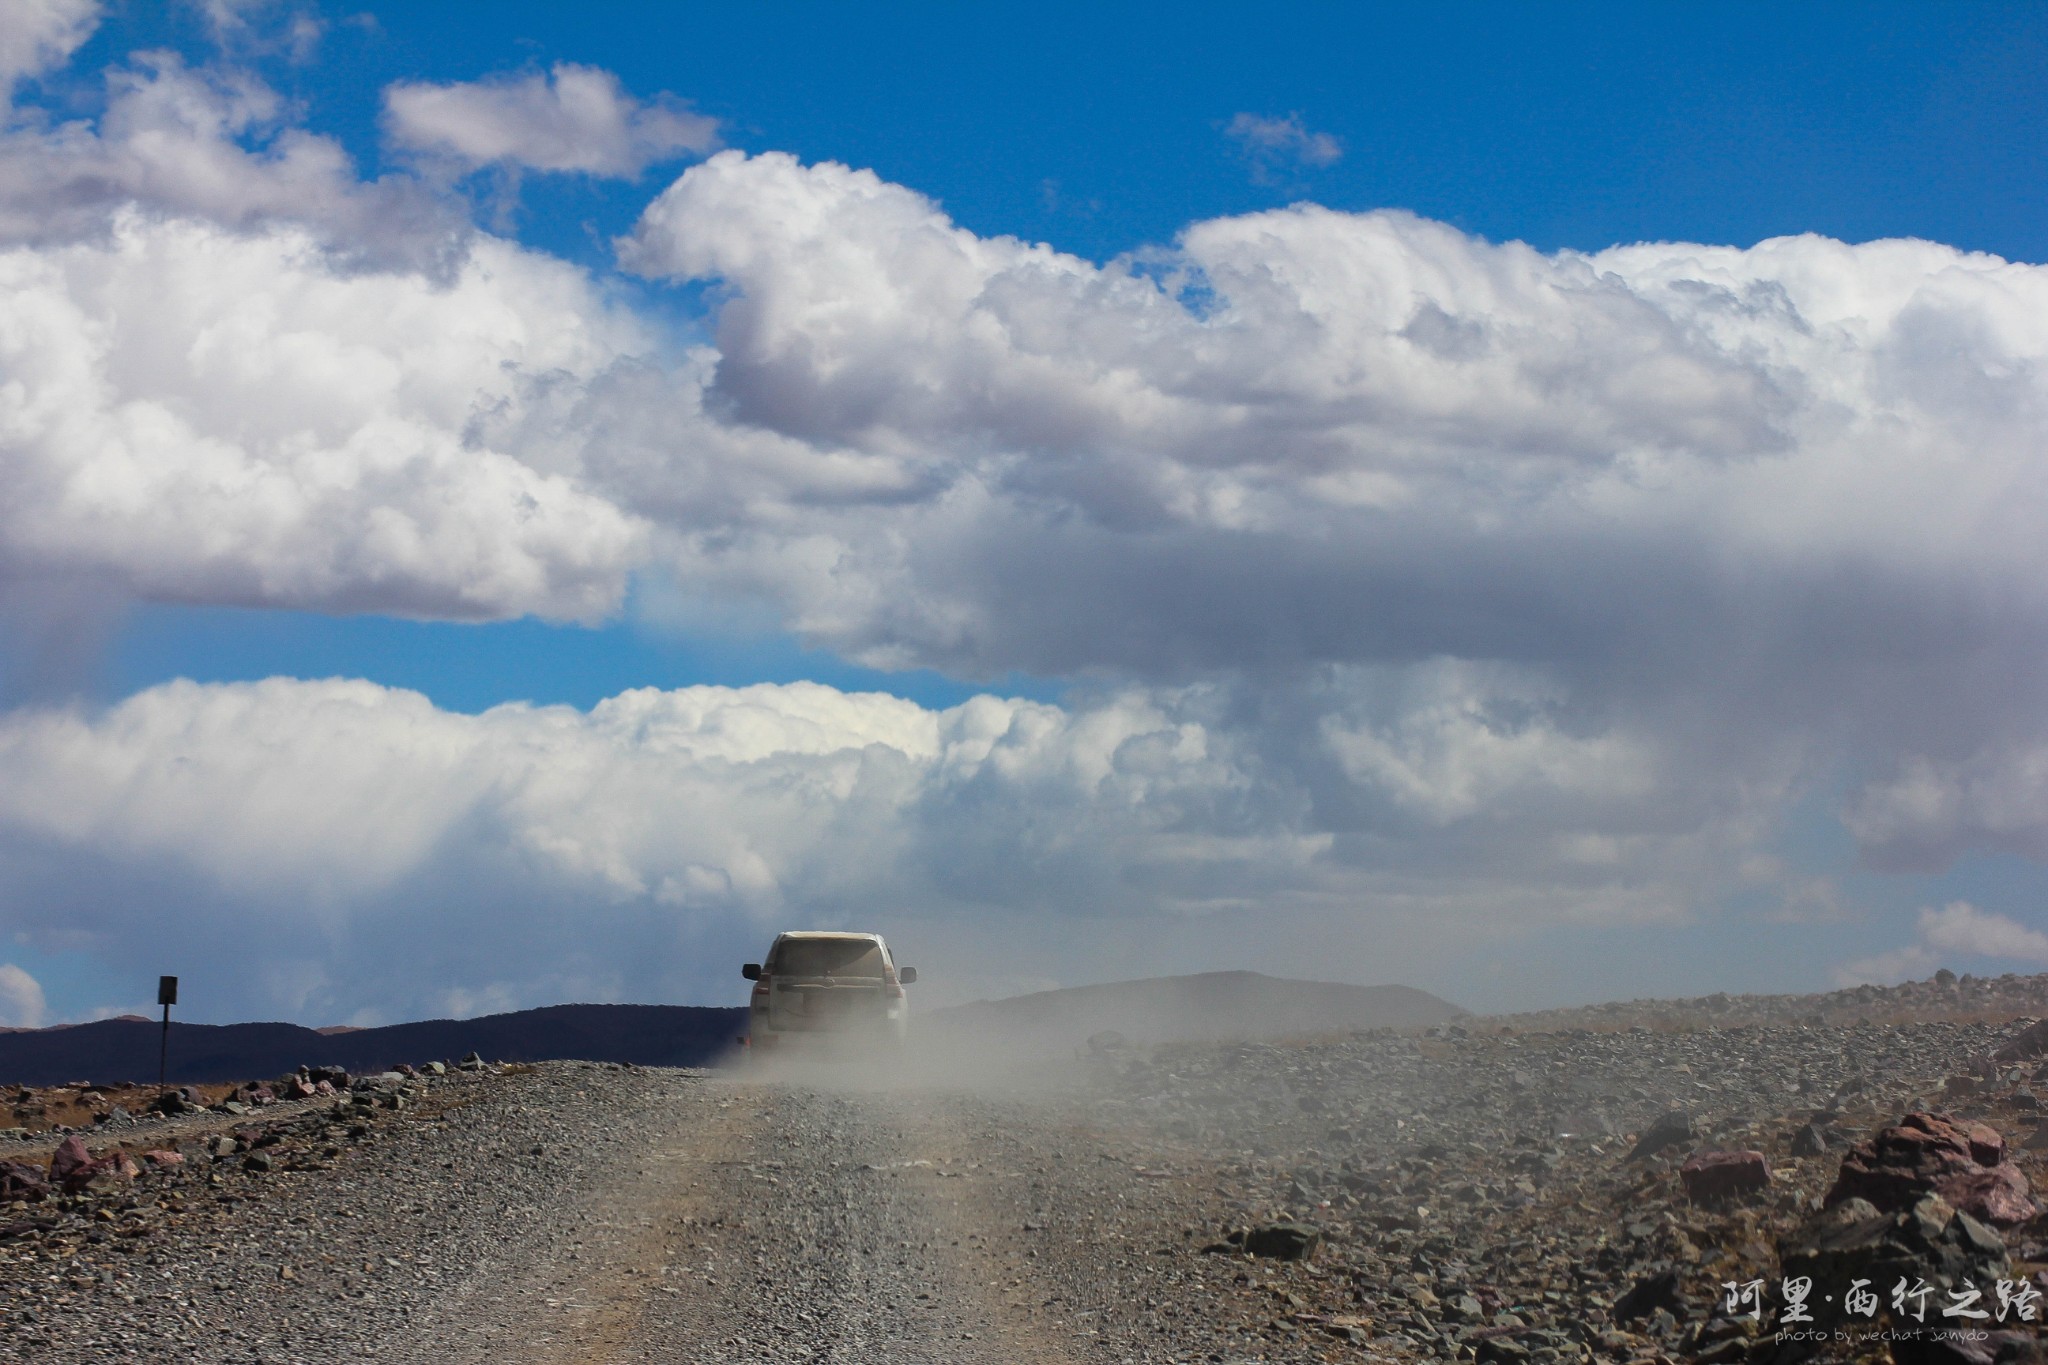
751, 974, 771, 997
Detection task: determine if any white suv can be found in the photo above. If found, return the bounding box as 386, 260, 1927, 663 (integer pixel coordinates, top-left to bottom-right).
743, 931, 916, 1053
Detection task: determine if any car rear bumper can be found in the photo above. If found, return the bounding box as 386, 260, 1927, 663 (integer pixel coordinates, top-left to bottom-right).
749, 1003, 905, 1046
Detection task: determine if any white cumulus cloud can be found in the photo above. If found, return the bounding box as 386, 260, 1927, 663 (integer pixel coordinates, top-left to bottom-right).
0, 667, 1839, 1021
0, 961, 46, 1026
0, 676, 1309, 1020
1845, 746, 2048, 870
1225, 111, 1342, 181
384, 63, 720, 178
1919, 900, 2048, 964
0, 211, 648, 619
0, 0, 98, 95
0, 51, 454, 258
620, 152, 2048, 702
1319, 661, 1655, 825
1833, 901, 2048, 986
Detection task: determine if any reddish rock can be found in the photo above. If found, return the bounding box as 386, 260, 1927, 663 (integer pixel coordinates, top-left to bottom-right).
45, 1135, 144, 1192
1940, 1165, 2038, 1227
0, 1160, 47, 1201
138, 1149, 183, 1167
1827, 1111, 2037, 1227
313, 1080, 334, 1096
1680, 1149, 1770, 1201
47, 1135, 92, 1187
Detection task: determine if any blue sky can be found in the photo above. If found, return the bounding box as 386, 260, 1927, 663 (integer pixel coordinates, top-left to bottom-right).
2, 0, 2048, 1026
78, 2, 2048, 262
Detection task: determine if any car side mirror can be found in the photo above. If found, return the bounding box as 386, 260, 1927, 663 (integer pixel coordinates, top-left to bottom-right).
741, 963, 761, 981
897, 966, 917, 985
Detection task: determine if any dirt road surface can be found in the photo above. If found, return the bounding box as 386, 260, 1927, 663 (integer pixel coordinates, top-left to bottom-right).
389, 1071, 1225, 1365
3, 1063, 1287, 1364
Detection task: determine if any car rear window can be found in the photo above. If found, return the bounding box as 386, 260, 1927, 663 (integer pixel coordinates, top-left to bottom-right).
770, 938, 886, 977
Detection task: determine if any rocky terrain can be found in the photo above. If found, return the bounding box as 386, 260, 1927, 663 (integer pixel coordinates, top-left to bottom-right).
1, 970, 2047, 1362
1492, 968, 2048, 1035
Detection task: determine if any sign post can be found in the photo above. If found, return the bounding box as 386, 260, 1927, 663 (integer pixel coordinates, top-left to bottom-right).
157, 976, 177, 1100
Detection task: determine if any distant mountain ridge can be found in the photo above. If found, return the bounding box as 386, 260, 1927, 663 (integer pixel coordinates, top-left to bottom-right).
0, 1015, 150, 1034
924, 969, 1464, 1054
0, 1003, 749, 1087
1, 972, 1462, 1085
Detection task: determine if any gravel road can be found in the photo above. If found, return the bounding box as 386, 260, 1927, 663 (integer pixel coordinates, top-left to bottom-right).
371, 1064, 1291, 1365
3, 1060, 1283, 1364
12, 973, 2048, 1364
